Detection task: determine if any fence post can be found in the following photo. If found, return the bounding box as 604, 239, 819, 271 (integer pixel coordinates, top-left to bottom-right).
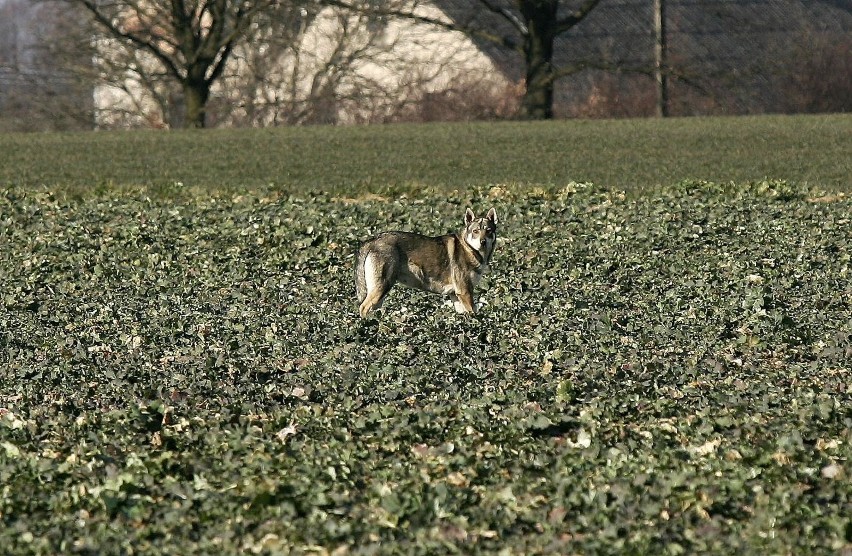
654, 0, 669, 117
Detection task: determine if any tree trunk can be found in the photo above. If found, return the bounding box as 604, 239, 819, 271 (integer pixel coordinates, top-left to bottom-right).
182, 80, 210, 129
519, 1, 558, 119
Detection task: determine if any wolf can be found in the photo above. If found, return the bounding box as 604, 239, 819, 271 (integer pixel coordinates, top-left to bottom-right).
355, 207, 498, 317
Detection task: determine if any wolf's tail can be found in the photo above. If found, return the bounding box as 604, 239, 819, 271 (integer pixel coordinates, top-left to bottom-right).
354, 246, 368, 303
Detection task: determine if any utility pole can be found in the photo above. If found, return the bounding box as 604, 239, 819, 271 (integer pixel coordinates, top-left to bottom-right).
654, 0, 669, 117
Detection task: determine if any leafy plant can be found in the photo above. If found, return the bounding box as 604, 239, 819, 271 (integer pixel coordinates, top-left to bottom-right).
1, 181, 850, 554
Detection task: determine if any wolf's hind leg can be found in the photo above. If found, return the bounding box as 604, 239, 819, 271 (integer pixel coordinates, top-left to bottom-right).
359, 287, 389, 317
359, 253, 392, 317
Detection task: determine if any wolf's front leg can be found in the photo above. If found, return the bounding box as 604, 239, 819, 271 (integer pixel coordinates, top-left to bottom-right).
455, 291, 476, 314
445, 293, 464, 313
445, 293, 471, 314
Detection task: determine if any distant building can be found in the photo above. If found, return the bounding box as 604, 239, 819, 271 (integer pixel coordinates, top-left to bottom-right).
93, 3, 512, 129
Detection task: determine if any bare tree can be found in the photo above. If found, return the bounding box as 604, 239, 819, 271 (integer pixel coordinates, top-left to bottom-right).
208, 2, 502, 127
0, 0, 94, 131
214, 4, 387, 126
68, 0, 278, 128
55, 0, 515, 128
326, 0, 603, 120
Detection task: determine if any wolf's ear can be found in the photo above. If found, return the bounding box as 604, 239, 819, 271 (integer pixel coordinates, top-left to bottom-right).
465, 207, 475, 225
487, 207, 498, 224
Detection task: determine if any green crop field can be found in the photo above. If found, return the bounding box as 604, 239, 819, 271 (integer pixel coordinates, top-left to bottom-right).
0, 114, 850, 195
1, 115, 851, 554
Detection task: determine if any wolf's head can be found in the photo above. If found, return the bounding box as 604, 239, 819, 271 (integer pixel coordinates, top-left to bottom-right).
463, 207, 498, 262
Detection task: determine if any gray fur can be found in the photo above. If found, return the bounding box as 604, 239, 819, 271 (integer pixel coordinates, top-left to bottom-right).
354, 208, 498, 317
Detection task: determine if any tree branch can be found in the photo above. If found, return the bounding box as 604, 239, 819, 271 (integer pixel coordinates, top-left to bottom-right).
79, 0, 184, 79
555, 0, 603, 34
478, 0, 527, 36
323, 0, 523, 53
